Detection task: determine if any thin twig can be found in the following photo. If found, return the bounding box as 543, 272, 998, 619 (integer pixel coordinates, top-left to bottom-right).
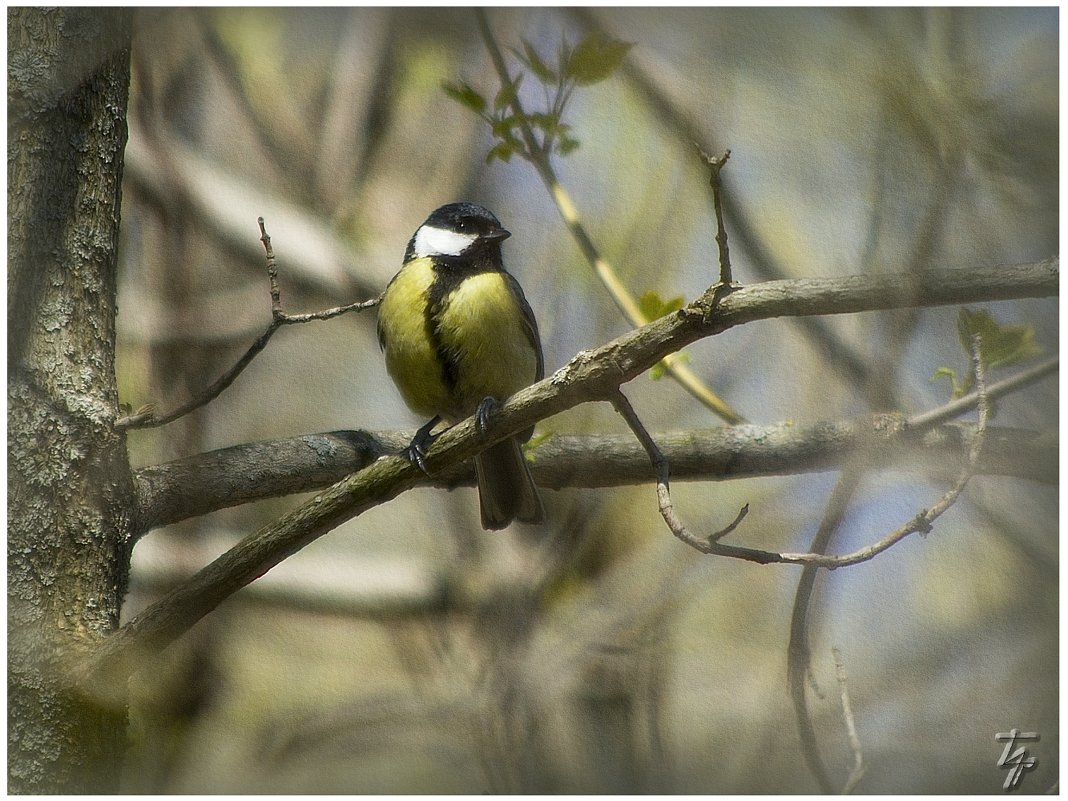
832, 647, 866, 794
117, 218, 379, 430
261, 215, 383, 324
277, 300, 379, 324
261, 217, 283, 316
696, 145, 733, 286
788, 469, 865, 793
668, 332, 992, 567
115, 322, 284, 429
609, 389, 749, 548
906, 354, 1057, 430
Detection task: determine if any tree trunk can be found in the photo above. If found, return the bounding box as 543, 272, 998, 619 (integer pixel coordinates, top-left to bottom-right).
8, 8, 135, 793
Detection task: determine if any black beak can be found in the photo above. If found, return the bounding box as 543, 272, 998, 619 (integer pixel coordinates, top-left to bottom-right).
484, 226, 511, 242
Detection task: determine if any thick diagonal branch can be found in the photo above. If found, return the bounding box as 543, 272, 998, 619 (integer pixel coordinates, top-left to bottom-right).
85, 258, 1056, 687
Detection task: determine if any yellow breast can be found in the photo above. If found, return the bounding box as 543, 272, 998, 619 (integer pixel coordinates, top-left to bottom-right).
377, 258, 450, 418
435, 272, 539, 418
378, 259, 539, 423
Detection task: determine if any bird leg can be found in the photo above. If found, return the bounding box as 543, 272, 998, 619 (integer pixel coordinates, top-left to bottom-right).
474, 396, 500, 436
405, 415, 441, 474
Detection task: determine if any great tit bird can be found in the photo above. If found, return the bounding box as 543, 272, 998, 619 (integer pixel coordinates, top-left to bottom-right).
377, 202, 545, 530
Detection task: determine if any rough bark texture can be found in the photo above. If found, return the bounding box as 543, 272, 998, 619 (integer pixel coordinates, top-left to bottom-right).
8, 8, 135, 793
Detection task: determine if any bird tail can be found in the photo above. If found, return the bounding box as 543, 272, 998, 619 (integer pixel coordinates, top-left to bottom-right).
474, 437, 544, 530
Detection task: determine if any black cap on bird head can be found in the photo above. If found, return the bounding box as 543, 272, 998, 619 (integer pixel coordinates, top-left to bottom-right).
406, 202, 511, 260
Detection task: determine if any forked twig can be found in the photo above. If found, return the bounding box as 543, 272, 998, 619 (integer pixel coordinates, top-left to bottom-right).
117, 218, 379, 430
635, 333, 991, 568
610, 389, 749, 547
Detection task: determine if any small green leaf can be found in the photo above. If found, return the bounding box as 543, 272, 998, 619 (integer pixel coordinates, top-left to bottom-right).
637, 289, 686, 321
651, 351, 690, 380
524, 429, 554, 452
442, 81, 487, 114
493, 75, 523, 111
957, 307, 1044, 372
515, 39, 557, 84
557, 136, 581, 155
486, 142, 515, 163
930, 366, 968, 398
490, 115, 520, 137
528, 111, 561, 131
565, 33, 633, 86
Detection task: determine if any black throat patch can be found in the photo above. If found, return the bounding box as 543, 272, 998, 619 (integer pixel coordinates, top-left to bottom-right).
423, 247, 504, 395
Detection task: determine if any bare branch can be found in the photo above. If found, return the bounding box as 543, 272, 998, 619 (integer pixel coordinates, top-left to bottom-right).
261, 216, 283, 316
260, 215, 382, 323
609, 389, 749, 550
131, 419, 1054, 535
131, 420, 1050, 540
694, 257, 1057, 324
277, 298, 380, 324
696, 145, 734, 286
115, 319, 283, 430
694, 330, 994, 568
833, 647, 867, 794
132, 430, 406, 533
117, 218, 379, 430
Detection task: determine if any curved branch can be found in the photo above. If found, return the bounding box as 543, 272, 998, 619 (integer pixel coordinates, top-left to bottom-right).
87, 259, 1057, 686
698, 332, 993, 568
609, 387, 749, 549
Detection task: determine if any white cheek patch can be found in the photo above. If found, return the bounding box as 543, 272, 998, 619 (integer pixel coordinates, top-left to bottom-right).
412, 225, 478, 257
